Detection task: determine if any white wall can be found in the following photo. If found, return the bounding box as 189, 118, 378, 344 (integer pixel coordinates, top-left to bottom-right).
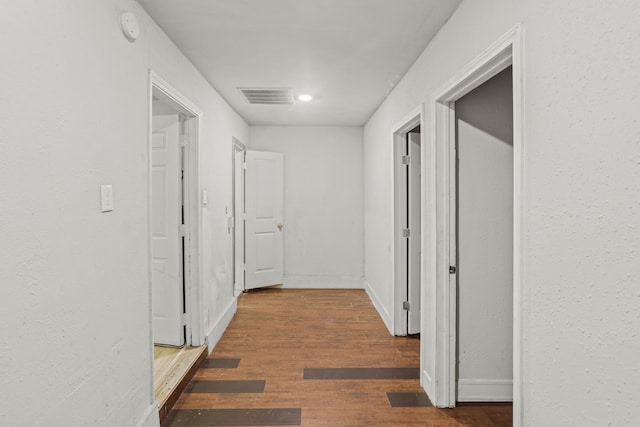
363, 0, 640, 424
146, 7, 249, 350
456, 67, 513, 401
0, 1, 247, 426
249, 126, 364, 289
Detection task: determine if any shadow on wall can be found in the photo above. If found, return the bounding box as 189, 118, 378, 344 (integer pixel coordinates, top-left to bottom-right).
455, 67, 513, 146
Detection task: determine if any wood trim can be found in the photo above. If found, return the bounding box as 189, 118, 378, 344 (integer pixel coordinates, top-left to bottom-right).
158, 346, 208, 424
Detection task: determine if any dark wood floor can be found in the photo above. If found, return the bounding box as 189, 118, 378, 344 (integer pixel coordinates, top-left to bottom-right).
163, 289, 511, 426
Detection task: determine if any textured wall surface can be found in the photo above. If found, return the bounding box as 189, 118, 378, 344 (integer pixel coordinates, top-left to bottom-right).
364, 0, 640, 424
0, 1, 247, 426
249, 126, 364, 289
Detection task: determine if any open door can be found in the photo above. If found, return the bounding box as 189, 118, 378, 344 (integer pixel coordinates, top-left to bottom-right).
407, 131, 421, 335
232, 139, 246, 295
244, 150, 284, 290
151, 114, 185, 347
393, 112, 422, 337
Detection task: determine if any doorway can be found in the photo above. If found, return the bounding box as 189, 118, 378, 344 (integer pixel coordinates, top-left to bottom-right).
429, 25, 524, 421
243, 150, 284, 290
148, 72, 205, 411
232, 149, 284, 292
454, 67, 513, 403
393, 109, 423, 337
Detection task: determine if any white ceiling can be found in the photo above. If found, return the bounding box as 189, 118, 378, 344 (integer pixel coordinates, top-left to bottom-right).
138, 0, 462, 126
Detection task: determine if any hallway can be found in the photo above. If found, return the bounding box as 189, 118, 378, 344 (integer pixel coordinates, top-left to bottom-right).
163, 289, 511, 426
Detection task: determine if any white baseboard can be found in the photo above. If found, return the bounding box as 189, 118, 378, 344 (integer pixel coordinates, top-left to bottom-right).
422, 370, 435, 404
134, 402, 159, 427
457, 379, 513, 402
205, 298, 238, 353
364, 279, 393, 335
282, 275, 364, 289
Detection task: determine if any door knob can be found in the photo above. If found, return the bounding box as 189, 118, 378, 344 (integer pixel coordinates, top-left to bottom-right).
277, 223, 283, 231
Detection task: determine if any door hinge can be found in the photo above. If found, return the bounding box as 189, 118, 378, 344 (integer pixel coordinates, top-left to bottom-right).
402, 155, 410, 165
243, 162, 247, 170
180, 135, 189, 147
402, 228, 411, 238
449, 265, 457, 274
403, 301, 410, 310
179, 224, 186, 236
181, 313, 187, 326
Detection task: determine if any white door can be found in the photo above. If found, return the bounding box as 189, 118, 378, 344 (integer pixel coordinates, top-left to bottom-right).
151, 114, 184, 347
233, 145, 245, 295
244, 150, 284, 290
407, 132, 421, 334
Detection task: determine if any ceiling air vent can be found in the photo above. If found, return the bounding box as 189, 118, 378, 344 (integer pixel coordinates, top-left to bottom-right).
239, 88, 293, 105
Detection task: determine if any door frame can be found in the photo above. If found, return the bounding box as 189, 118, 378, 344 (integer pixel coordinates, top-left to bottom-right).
391, 106, 424, 336
429, 24, 524, 424
232, 138, 246, 296
147, 71, 204, 399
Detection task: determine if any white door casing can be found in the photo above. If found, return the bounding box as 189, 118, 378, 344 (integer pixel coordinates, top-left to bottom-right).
244, 150, 284, 290
447, 109, 458, 406
151, 114, 184, 347
408, 132, 422, 335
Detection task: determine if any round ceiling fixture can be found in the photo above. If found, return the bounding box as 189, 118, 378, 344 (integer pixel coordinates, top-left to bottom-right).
297, 94, 313, 102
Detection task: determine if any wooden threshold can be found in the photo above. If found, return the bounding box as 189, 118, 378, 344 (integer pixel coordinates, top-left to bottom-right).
154, 344, 208, 424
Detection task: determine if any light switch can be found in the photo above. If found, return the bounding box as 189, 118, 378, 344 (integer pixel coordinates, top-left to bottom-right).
101, 185, 113, 212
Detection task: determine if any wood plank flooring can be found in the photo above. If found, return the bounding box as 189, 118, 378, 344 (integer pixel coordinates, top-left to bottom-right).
163, 289, 511, 426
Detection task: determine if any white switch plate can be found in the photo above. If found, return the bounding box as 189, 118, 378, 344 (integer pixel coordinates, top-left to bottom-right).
101, 185, 113, 212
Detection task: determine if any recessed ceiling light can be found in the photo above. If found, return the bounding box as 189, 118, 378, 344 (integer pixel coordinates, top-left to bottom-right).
297, 94, 313, 102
